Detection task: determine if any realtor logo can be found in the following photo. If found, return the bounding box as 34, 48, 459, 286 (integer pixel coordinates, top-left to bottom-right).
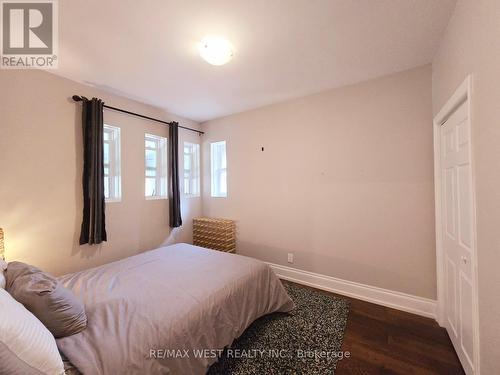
1, 0, 58, 69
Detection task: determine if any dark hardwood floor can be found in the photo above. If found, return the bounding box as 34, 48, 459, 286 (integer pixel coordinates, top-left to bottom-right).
286, 281, 465, 375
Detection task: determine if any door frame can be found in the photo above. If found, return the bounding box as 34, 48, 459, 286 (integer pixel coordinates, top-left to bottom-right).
433, 75, 480, 374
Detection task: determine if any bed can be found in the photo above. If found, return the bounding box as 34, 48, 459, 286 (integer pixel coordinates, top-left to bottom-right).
56, 243, 294, 374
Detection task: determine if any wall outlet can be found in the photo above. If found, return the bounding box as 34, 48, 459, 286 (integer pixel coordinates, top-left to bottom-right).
287, 253, 294, 264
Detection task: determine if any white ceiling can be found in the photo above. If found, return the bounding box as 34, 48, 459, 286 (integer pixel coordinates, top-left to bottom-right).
55, 0, 456, 122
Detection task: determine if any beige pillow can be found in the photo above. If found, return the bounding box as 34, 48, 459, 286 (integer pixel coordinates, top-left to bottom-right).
5, 262, 87, 338
0, 288, 65, 375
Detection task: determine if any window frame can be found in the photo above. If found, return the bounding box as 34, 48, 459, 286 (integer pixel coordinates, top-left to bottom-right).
103, 124, 122, 203
183, 142, 201, 197
144, 133, 168, 200
210, 141, 227, 198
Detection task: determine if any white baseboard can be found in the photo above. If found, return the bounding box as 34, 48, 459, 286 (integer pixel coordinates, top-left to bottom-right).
267, 262, 437, 319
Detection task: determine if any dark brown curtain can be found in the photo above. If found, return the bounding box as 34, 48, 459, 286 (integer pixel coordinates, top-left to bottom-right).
169, 122, 182, 227
79, 97, 107, 245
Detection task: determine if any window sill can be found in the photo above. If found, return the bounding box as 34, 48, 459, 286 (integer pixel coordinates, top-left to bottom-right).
145, 196, 168, 201
105, 198, 122, 203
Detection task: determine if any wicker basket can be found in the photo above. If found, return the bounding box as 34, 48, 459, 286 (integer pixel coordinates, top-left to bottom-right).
193, 217, 236, 253
0, 228, 4, 260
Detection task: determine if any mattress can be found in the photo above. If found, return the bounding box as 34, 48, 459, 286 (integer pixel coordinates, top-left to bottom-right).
56, 243, 293, 374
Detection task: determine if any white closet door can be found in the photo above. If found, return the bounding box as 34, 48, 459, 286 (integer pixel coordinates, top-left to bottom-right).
440, 100, 476, 375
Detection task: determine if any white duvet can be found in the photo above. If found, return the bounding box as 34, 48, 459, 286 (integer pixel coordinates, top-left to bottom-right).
56, 243, 293, 374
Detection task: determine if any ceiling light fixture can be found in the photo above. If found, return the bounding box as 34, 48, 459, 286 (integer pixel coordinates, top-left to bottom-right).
199, 36, 233, 66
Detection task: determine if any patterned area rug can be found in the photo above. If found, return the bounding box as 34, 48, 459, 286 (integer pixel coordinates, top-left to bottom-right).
208, 282, 350, 375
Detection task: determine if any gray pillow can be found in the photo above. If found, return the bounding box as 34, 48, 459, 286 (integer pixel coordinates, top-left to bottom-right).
5, 261, 87, 338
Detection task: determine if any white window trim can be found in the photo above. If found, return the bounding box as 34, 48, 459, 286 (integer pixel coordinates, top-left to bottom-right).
183, 142, 201, 198
145, 133, 168, 200
103, 124, 121, 203
210, 141, 227, 198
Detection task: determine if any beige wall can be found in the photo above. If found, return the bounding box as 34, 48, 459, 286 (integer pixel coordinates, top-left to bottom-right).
0, 70, 202, 276
202, 65, 436, 299
432, 0, 500, 372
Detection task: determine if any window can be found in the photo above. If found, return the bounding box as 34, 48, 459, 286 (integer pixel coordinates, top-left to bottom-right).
145, 134, 167, 199
210, 141, 227, 197
183, 142, 200, 197
103, 125, 121, 202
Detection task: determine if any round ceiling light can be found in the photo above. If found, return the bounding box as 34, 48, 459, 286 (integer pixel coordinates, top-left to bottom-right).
199, 36, 234, 66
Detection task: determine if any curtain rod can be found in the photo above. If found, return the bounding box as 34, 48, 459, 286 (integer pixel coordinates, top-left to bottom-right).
71, 95, 204, 135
